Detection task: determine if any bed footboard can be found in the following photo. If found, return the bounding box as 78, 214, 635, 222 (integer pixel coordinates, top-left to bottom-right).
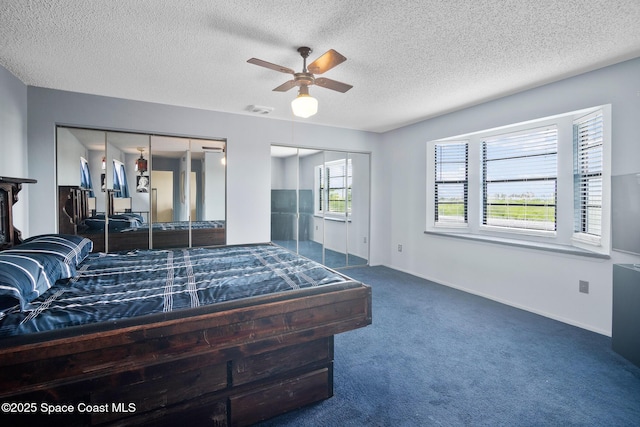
0, 283, 371, 426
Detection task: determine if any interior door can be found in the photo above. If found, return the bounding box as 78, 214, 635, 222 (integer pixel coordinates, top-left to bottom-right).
151, 170, 173, 222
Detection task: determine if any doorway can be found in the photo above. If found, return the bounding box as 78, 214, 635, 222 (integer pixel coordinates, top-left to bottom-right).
151, 170, 173, 222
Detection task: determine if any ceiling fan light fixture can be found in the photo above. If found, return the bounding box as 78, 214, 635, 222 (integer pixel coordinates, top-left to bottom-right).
248, 46, 351, 119
291, 86, 318, 118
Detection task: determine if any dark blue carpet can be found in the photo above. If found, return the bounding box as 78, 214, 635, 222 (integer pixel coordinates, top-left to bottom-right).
256, 266, 640, 426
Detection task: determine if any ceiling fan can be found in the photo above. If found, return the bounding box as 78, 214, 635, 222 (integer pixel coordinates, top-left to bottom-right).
247, 47, 353, 118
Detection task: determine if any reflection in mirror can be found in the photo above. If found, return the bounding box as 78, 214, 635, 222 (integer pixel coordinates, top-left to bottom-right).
150, 135, 226, 249
57, 126, 226, 252
106, 132, 151, 251
270, 145, 370, 268
298, 148, 323, 263
322, 150, 349, 269
192, 139, 226, 223
270, 146, 299, 253
56, 127, 104, 210
150, 135, 189, 248
347, 152, 370, 266
56, 127, 107, 250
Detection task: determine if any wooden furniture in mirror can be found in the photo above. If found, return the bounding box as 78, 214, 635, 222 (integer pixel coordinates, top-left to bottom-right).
58, 185, 91, 235
0, 176, 37, 250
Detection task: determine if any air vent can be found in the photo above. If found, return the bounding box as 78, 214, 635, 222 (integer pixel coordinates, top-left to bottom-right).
247, 105, 274, 115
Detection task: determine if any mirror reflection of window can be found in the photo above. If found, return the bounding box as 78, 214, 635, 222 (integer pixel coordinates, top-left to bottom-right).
112, 159, 130, 198
80, 157, 94, 196
315, 158, 352, 217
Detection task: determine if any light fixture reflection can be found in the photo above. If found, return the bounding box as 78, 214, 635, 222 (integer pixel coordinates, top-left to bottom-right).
135, 147, 147, 174
291, 85, 318, 118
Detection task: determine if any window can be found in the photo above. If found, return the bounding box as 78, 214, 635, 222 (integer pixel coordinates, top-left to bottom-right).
482, 126, 557, 232
112, 159, 130, 198
573, 111, 603, 241
316, 159, 352, 216
426, 106, 610, 255
80, 157, 94, 196
434, 142, 468, 225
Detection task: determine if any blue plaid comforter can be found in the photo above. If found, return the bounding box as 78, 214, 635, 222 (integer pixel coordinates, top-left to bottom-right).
0, 244, 347, 338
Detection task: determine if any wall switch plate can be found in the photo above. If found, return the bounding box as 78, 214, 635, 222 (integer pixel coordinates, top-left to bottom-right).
579, 280, 589, 294
398, 244, 402, 252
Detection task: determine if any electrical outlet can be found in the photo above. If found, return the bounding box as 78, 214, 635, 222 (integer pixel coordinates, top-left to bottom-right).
579, 280, 589, 294
398, 244, 402, 252
363, 237, 367, 244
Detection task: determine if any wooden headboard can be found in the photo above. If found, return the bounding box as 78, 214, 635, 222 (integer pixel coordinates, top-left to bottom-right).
0, 177, 37, 250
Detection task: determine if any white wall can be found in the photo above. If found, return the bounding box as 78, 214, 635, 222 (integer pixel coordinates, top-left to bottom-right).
25, 87, 384, 260
0, 65, 29, 234
381, 57, 640, 336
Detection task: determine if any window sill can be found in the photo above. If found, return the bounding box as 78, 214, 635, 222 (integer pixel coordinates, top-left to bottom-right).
314, 215, 351, 223
423, 230, 610, 259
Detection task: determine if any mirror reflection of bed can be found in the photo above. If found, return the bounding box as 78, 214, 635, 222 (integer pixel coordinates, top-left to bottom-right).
56, 127, 226, 252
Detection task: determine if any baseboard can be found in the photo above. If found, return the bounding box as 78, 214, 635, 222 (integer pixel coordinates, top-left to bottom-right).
379, 264, 610, 337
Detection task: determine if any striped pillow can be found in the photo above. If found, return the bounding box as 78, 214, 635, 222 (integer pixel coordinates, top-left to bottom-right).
18, 234, 93, 265
0, 252, 73, 311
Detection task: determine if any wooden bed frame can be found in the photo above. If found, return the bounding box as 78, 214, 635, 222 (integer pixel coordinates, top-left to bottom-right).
58, 185, 226, 252
1, 179, 373, 426
0, 282, 371, 426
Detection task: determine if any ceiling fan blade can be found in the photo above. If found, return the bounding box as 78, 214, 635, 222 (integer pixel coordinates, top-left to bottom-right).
307, 49, 347, 74
314, 77, 353, 93
273, 80, 298, 92
247, 58, 295, 74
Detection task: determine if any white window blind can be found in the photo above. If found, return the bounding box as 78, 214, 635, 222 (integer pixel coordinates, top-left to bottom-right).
317, 165, 324, 212
434, 142, 468, 225
482, 126, 558, 232
573, 111, 603, 238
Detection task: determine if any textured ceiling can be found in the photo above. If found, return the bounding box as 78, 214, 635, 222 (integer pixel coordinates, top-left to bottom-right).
2, 1, 640, 133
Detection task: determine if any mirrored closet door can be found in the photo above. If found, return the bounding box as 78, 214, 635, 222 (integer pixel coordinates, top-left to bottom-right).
270, 145, 370, 268
57, 126, 226, 252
